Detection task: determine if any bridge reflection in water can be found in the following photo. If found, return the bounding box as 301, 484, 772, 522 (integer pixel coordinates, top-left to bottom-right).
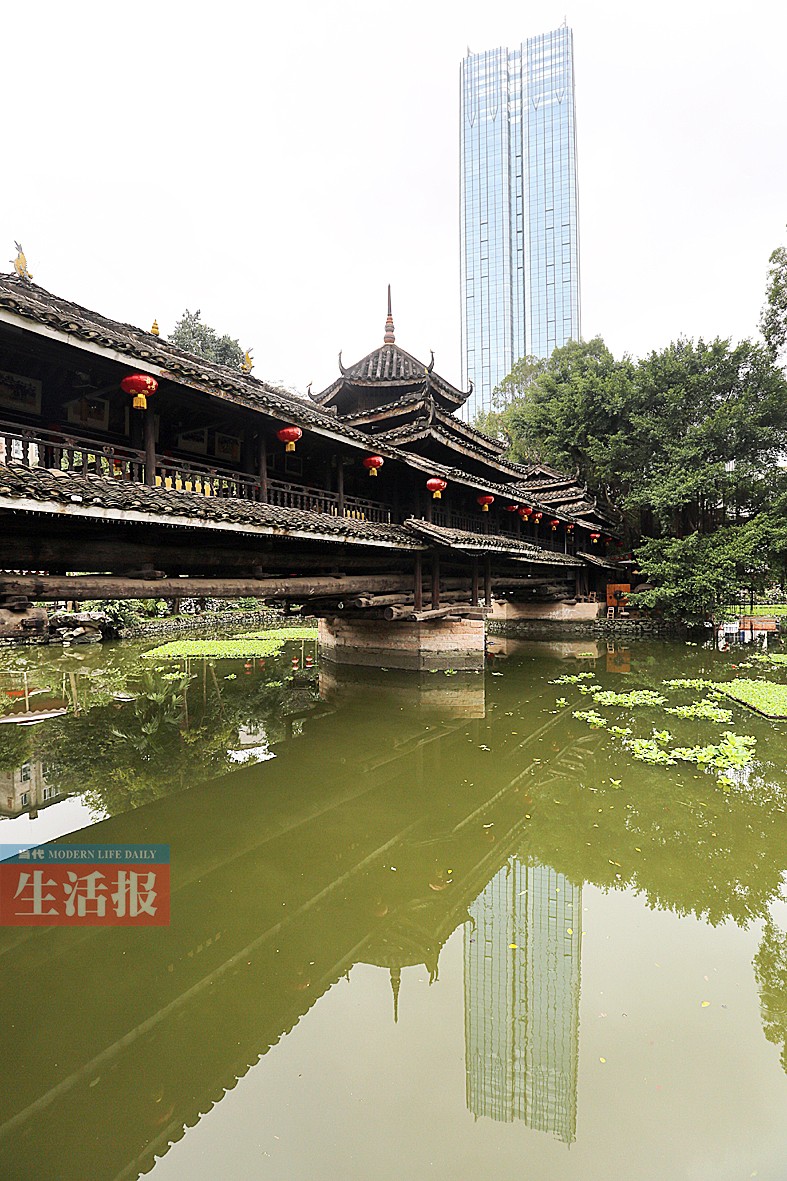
0, 656, 596, 1180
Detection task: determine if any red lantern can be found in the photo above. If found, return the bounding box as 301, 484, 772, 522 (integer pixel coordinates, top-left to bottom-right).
120, 372, 158, 411
520, 505, 533, 517
550, 518, 560, 531
363, 455, 384, 477
566, 523, 575, 534
477, 495, 495, 512
505, 504, 520, 513
426, 478, 447, 500
590, 532, 601, 544
277, 426, 303, 452
532, 512, 543, 523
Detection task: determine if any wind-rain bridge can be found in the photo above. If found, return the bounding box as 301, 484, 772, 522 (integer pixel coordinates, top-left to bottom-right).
0, 275, 622, 668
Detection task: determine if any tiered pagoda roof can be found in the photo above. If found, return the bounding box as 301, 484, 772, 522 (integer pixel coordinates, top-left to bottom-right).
313, 292, 619, 533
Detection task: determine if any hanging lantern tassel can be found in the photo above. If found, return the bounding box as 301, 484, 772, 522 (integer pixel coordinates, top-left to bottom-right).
426, 478, 447, 500
120, 373, 158, 411
363, 455, 384, 478
277, 426, 303, 452
477, 495, 495, 513
590, 532, 601, 545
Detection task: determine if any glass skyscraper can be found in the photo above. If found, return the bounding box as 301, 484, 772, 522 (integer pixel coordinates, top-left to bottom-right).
460, 26, 581, 419
464, 859, 581, 1143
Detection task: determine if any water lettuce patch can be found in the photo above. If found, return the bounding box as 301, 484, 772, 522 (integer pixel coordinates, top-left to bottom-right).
713, 679, 787, 719
144, 628, 318, 661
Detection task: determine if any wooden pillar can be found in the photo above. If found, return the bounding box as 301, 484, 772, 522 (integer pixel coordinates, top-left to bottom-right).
143, 411, 156, 487
471, 558, 479, 606
484, 554, 492, 607
241, 428, 254, 477
425, 494, 433, 523
431, 552, 440, 609
258, 436, 268, 503
337, 459, 345, 517
414, 553, 423, 610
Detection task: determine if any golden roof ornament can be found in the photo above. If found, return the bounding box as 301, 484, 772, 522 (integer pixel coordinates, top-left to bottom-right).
11, 242, 33, 281
240, 348, 254, 374
150, 319, 160, 337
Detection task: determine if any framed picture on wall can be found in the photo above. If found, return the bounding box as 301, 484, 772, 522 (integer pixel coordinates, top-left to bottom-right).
215, 433, 242, 464
0, 370, 42, 417
65, 397, 110, 432
177, 426, 208, 455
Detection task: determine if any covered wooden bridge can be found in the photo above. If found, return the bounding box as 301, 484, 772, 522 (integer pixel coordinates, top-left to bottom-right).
0, 271, 622, 665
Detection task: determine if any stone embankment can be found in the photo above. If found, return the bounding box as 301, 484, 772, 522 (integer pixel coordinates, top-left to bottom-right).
487, 617, 684, 639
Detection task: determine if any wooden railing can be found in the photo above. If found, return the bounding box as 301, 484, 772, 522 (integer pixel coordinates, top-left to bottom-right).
0, 420, 391, 523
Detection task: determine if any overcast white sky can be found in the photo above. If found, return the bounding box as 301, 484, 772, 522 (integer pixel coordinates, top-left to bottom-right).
4, 0, 786, 395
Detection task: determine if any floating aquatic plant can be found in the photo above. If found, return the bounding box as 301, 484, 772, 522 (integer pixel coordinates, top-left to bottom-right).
665, 699, 734, 722
714, 679, 787, 719
572, 709, 608, 729
549, 672, 596, 685
590, 688, 667, 708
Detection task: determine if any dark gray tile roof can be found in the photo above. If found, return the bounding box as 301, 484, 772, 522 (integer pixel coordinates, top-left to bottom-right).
313, 345, 469, 408
403, 519, 584, 566
0, 274, 382, 451
0, 463, 424, 549
576, 551, 627, 570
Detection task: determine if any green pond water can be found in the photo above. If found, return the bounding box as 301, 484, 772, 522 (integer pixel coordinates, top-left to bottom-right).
1, 634, 787, 1180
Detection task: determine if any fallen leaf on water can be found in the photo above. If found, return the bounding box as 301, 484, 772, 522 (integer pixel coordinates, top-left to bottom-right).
509, 943, 518, 949
567, 928, 573, 935
599, 1057, 607, 1064
701, 1001, 711, 1007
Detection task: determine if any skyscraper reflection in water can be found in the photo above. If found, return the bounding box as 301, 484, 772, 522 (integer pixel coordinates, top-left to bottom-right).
464, 860, 581, 1143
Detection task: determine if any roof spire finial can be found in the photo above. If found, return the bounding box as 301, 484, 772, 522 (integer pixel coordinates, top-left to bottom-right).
384, 284, 395, 345
390, 967, 401, 1023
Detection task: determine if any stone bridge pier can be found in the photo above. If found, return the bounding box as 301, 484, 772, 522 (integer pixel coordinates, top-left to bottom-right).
317, 615, 486, 672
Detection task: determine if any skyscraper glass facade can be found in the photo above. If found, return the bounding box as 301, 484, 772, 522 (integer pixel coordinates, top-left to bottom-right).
464, 859, 581, 1142
460, 26, 581, 419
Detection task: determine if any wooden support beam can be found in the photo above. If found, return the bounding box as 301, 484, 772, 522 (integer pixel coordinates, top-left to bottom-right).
258, 435, 268, 502
484, 554, 492, 606
143, 411, 156, 488
349, 590, 472, 609
337, 459, 345, 518
431, 552, 440, 609
383, 604, 488, 622
471, 557, 479, 607
414, 553, 423, 610
0, 573, 424, 602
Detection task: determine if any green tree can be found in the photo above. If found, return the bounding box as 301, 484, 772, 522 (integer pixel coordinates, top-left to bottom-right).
169, 309, 245, 370
472, 355, 548, 445
760, 232, 787, 362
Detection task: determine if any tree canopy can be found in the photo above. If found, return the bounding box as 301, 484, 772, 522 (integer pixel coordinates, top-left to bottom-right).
475, 234, 787, 621
169, 309, 245, 370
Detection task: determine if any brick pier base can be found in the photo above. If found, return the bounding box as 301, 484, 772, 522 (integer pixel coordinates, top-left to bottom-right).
318, 615, 486, 672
